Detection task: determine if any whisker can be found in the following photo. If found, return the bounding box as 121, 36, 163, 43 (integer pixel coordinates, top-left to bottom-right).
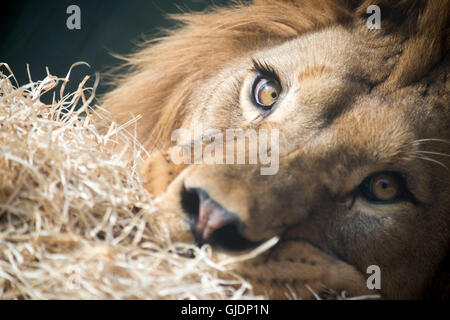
415, 150, 450, 158
411, 138, 450, 145
305, 284, 322, 300
284, 283, 298, 300
346, 294, 381, 300
411, 155, 449, 170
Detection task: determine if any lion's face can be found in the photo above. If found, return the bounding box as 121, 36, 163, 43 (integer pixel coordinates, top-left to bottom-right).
104, 0, 450, 299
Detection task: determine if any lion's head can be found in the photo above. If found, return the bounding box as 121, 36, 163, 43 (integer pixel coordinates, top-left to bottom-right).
103, 0, 450, 299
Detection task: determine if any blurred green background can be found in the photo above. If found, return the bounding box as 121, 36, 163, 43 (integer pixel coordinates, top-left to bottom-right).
0, 0, 235, 101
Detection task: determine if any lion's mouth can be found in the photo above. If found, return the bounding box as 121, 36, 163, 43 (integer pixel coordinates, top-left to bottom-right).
181, 187, 262, 251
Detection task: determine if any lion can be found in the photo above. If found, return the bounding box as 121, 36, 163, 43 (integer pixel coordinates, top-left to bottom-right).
102, 0, 450, 299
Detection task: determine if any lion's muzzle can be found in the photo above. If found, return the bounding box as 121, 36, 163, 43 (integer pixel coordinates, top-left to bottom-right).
181, 187, 263, 251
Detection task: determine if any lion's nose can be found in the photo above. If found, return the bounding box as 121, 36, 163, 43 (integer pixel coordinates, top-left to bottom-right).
181, 188, 261, 251
183, 188, 239, 240
195, 189, 238, 239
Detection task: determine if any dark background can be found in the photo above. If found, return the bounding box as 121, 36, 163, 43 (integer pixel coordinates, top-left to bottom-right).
0, 0, 232, 101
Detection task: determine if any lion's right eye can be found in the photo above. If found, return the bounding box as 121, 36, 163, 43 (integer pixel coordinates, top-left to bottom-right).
250, 59, 282, 111
252, 77, 281, 109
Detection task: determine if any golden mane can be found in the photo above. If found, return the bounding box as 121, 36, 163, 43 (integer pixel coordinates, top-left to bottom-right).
102, 0, 449, 151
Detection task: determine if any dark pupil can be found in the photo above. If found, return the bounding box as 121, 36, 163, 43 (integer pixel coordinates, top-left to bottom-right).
271, 92, 277, 98
381, 181, 389, 189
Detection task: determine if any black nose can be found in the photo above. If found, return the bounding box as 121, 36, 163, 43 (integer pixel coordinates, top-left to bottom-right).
181, 188, 262, 251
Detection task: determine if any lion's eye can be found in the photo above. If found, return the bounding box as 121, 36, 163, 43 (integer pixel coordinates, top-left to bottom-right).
359, 172, 404, 203
252, 77, 281, 109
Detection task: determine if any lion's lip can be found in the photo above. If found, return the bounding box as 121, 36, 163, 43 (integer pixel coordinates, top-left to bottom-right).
181, 187, 263, 251
196, 221, 264, 251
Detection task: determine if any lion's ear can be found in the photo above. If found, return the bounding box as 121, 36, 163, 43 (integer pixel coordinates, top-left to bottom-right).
355, 0, 430, 22
356, 0, 449, 92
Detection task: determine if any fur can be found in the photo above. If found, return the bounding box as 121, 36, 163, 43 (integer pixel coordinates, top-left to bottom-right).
103, 0, 450, 299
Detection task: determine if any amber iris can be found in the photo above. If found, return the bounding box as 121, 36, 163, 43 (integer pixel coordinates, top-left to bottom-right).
253, 77, 281, 108
370, 173, 400, 201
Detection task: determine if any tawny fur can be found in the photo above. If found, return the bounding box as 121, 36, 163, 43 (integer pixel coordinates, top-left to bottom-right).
103, 0, 450, 299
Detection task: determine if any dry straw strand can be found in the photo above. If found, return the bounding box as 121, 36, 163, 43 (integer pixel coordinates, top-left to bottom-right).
0, 64, 261, 300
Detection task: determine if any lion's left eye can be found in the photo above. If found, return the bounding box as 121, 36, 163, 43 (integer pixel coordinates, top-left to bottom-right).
359, 172, 406, 203
252, 77, 281, 109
